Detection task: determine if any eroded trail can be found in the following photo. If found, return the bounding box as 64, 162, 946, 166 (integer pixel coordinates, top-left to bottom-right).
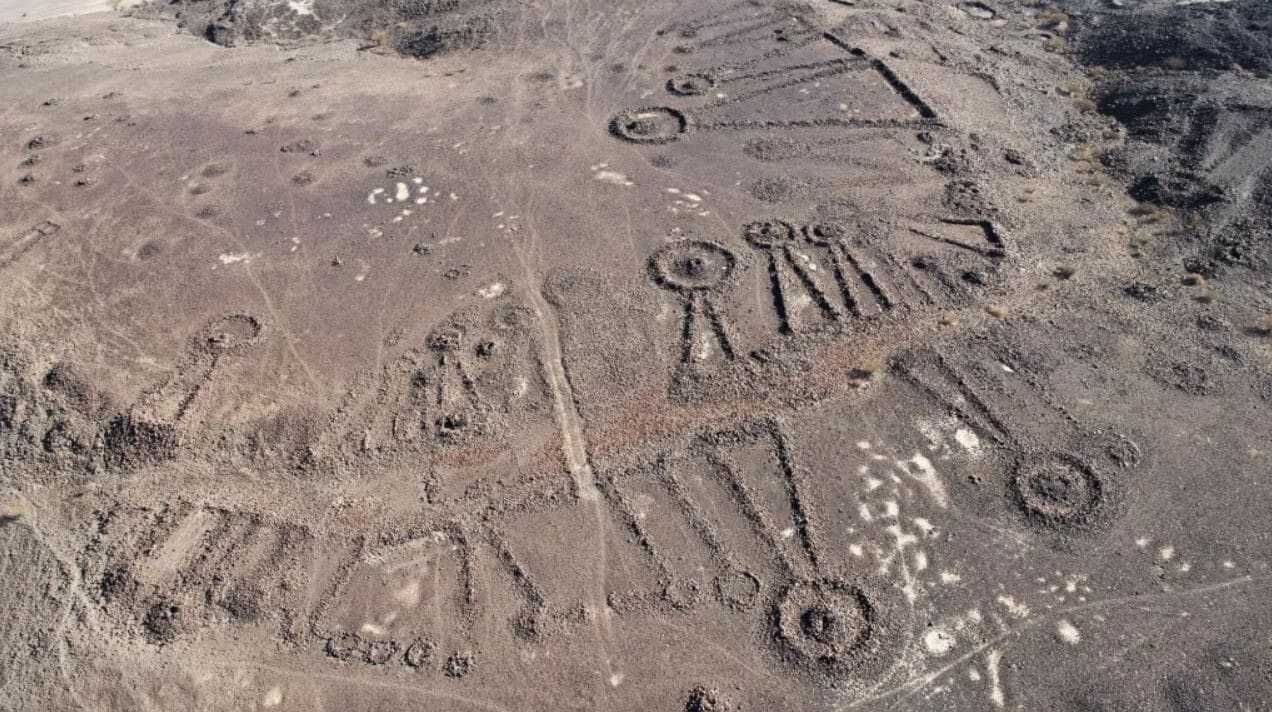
525, 285, 599, 500
517, 258, 619, 692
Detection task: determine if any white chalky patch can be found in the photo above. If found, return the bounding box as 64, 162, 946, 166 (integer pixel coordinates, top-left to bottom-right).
955, 427, 981, 451
666, 187, 711, 216
987, 650, 1005, 708
1159, 546, 1175, 561
396, 183, 410, 201
478, 283, 505, 299
594, 170, 634, 187
217, 252, 254, 265
263, 687, 283, 707
924, 629, 956, 656
393, 580, 421, 607
898, 453, 950, 509
885, 524, 919, 550
884, 523, 922, 602
691, 333, 712, 363
1056, 619, 1081, 645
917, 420, 944, 449
940, 571, 961, 584
996, 595, 1031, 619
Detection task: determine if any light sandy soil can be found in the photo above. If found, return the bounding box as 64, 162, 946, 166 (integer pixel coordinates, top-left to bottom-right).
1, 1, 1269, 711
0, 1, 141, 24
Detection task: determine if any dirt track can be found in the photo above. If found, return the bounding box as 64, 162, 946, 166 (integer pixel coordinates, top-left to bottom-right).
1, 1, 1269, 710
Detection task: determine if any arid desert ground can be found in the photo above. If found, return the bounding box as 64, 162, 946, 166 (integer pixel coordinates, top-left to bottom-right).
1, 0, 1270, 710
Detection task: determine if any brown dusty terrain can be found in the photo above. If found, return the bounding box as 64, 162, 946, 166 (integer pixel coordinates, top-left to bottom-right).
0, 1, 1270, 710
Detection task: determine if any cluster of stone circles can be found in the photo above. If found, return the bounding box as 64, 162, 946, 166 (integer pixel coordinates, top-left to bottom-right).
667, 73, 716, 96
197, 313, 263, 354
609, 107, 690, 143
772, 578, 878, 675
742, 219, 858, 250
325, 633, 472, 676
1011, 454, 1107, 529
649, 240, 738, 293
